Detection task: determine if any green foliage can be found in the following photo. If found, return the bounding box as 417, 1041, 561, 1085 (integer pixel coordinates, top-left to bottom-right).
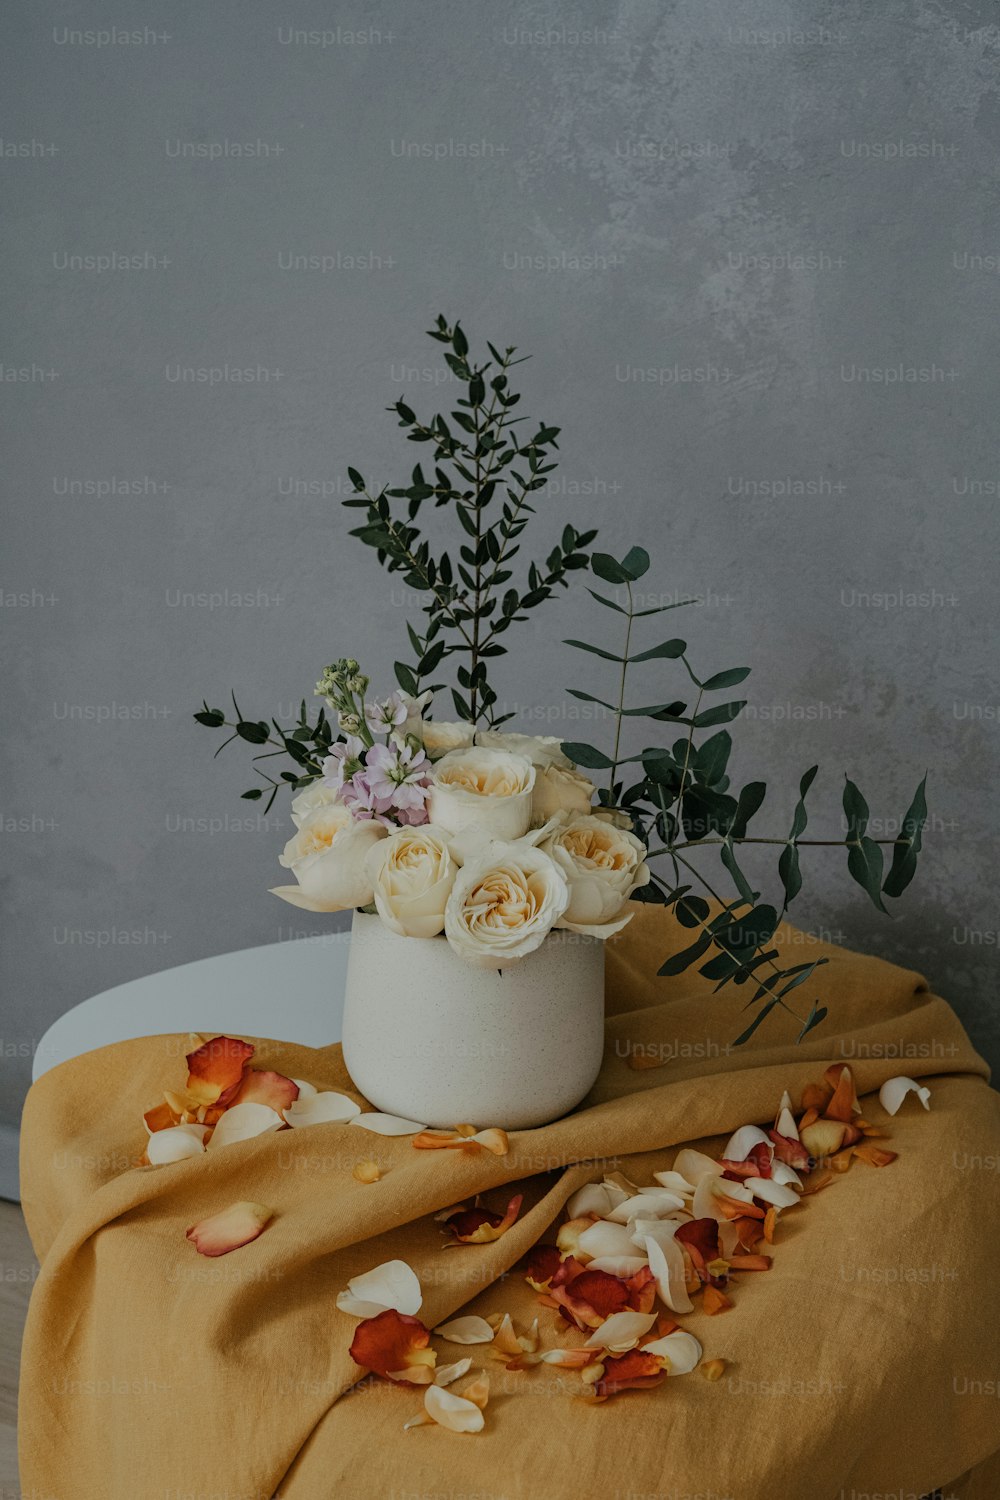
562, 546, 930, 1047
342, 315, 595, 724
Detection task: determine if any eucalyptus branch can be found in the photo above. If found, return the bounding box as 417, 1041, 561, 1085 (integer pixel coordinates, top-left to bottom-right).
563, 544, 929, 1045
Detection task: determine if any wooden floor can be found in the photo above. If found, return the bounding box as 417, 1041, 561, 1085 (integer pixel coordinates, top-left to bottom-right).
0, 1199, 36, 1489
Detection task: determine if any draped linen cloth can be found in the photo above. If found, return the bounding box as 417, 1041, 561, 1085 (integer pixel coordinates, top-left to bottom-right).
18, 907, 1000, 1499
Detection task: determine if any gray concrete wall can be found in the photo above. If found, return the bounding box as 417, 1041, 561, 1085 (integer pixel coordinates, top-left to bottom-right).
3, 0, 997, 1128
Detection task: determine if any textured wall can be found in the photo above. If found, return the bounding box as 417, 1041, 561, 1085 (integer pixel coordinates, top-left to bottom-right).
3, 0, 997, 1129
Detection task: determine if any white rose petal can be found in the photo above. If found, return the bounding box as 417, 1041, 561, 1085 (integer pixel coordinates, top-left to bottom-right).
365, 824, 457, 938
271, 803, 386, 913
336, 1259, 422, 1318
284, 1091, 362, 1127
530, 764, 595, 827
428, 747, 535, 842
584, 1310, 658, 1352
206, 1103, 284, 1149
542, 814, 650, 939
443, 840, 569, 967
147, 1124, 209, 1164
879, 1075, 932, 1114
643, 1329, 702, 1375
433, 1315, 495, 1344
349, 1113, 427, 1136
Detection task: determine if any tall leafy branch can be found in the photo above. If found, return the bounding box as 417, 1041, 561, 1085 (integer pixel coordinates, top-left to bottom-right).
342, 315, 595, 724
562, 546, 928, 1045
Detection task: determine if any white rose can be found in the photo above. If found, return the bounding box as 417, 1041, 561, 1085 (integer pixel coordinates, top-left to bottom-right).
541, 814, 651, 938
289, 779, 343, 829
476, 731, 573, 771
427, 747, 535, 842
531, 763, 595, 826
444, 841, 569, 967
365, 825, 457, 938
270, 804, 386, 912
417, 719, 476, 761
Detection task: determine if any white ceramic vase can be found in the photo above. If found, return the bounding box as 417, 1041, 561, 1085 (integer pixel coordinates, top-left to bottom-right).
341, 912, 606, 1130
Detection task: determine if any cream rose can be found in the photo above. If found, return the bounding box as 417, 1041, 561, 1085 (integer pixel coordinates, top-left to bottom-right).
427, 747, 535, 841
444, 841, 569, 967
416, 719, 476, 761
530, 763, 595, 825
476, 731, 573, 771
289, 779, 343, 829
541, 814, 650, 937
271, 804, 386, 912
365, 824, 457, 938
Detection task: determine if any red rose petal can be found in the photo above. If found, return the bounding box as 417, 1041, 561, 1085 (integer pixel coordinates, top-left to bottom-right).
767, 1127, 811, 1172
349, 1308, 436, 1384
186, 1200, 272, 1257
592, 1348, 667, 1400
524, 1243, 563, 1291
446, 1193, 523, 1245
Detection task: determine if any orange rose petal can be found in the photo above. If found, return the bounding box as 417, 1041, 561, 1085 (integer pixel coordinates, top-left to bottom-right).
185, 1036, 255, 1106
350, 1308, 436, 1384
801, 1082, 832, 1112
830, 1147, 856, 1173
800, 1170, 835, 1195
798, 1106, 821, 1131
471, 1128, 509, 1156
854, 1140, 898, 1168
825, 1066, 861, 1123
411, 1130, 462, 1150
734, 1217, 762, 1251
353, 1160, 382, 1184
143, 1101, 177, 1134
186, 1200, 272, 1258
232, 1068, 300, 1113
728, 1254, 771, 1272
762, 1207, 778, 1244
702, 1285, 732, 1315
453, 1124, 478, 1138
823, 1062, 861, 1113
445, 1194, 523, 1245
591, 1348, 667, 1400
702, 1358, 727, 1381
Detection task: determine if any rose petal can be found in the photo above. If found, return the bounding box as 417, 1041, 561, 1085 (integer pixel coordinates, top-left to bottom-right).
186, 1200, 272, 1257
351, 1112, 427, 1136
350, 1308, 436, 1384
285, 1091, 362, 1127
566, 1182, 623, 1219
744, 1176, 800, 1209
469, 1127, 509, 1155
879, 1075, 932, 1116
435, 1357, 473, 1386
693, 1174, 761, 1223
524, 1243, 564, 1291
584, 1310, 658, 1352
147, 1124, 208, 1165
721, 1124, 773, 1162
233, 1069, 300, 1113
591, 1348, 666, 1400
445, 1194, 522, 1245
652, 1169, 697, 1196
799, 1119, 849, 1159
642, 1329, 702, 1375
672, 1149, 722, 1185
419, 1382, 485, 1432
585, 1256, 650, 1278
205, 1102, 284, 1149
292, 1078, 317, 1098
825, 1064, 862, 1124
185, 1036, 255, 1106
606, 1189, 686, 1223
144, 1100, 179, 1134
576, 1220, 640, 1261
337, 1259, 422, 1318
702, 1284, 732, 1315
434, 1315, 495, 1344
641, 1234, 693, 1315
768, 1127, 811, 1171
854, 1140, 899, 1168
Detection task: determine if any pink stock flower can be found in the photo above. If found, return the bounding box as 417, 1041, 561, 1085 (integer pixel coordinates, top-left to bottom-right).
321, 735, 365, 790
364, 692, 408, 738
365, 742, 432, 825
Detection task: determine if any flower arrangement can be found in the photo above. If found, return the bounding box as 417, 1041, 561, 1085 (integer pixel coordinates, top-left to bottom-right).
196, 317, 928, 1040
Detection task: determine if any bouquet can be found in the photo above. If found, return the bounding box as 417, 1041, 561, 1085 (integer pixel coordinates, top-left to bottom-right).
196, 317, 927, 1040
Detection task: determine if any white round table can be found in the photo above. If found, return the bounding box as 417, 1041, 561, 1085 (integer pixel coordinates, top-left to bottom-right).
32, 936, 350, 1081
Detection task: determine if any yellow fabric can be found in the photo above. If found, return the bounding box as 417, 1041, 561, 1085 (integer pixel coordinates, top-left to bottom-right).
18, 908, 1000, 1499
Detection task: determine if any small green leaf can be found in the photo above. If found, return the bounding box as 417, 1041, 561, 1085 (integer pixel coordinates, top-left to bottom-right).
630, 639, 686, 663
561, 741, 615, 770
347, 466, 366, 491
692, 701, 746, 728
193, 708, 225, 728
675, 894, 710, 928
586, 588, 628, 615
236, 721, 269, 745
658, 931, 713, 975
729, 781, 766, 839
566, 689, 618, 711
700, 666, 751, 692
721, 841, 758, 905
590, 553, 630, 584
732, 996, 782, 1047
620, 545, 650, 580
563, 638, 624, 662
797, 1003, 828, 1041
394, 661, 419, 696
693, 730, 732, 787
240, 788, 263, 800
715, 904, 779, 955
882, 775, 928, 899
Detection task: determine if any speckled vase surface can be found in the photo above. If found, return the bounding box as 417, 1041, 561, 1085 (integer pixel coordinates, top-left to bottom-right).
341, 912, 606, 1129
